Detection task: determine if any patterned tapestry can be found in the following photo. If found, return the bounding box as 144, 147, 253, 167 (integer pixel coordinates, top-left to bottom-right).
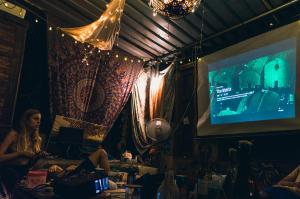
48, 32, 142, 140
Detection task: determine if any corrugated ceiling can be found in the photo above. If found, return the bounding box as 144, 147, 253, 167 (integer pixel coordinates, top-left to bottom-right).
10, 0, 300, 61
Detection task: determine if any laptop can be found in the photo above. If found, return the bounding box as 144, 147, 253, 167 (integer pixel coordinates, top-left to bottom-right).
47, 127, 84, 159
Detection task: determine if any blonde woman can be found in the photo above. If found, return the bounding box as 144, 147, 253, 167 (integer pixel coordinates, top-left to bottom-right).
0, 109, 42, 164
0, 109, 42, 197
0, 109, 42, 177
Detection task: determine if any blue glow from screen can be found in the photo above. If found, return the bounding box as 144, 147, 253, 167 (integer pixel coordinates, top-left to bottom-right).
208, 38, 296, 125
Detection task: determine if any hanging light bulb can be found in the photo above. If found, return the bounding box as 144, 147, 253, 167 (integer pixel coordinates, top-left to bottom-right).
148, 0, 202, 19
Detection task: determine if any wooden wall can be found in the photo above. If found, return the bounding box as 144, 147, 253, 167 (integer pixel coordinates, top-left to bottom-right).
0, 11, 28, 134
173, 63, 197, 158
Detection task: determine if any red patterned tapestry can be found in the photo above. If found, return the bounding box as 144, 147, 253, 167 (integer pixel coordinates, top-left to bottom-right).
48, 32, 142, 135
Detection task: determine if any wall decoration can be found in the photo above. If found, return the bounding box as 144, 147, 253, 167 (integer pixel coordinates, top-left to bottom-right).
60, 0, 125, 50
48, 32, 142, 136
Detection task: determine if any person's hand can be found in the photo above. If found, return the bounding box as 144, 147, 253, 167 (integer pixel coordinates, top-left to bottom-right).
66, 165, 77, 171
49, 165, 63, 173
19, 151, 35, 159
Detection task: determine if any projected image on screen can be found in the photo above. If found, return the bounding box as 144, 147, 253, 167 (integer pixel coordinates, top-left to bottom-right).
208, 38, 296, 125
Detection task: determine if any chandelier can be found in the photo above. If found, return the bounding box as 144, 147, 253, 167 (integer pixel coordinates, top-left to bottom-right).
149, 0, 202, 19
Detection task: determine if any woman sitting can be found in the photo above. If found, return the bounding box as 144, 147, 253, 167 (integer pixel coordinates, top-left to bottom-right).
0, 109, 112, 197
0, 109, 41, 169
0, 109, 42, 197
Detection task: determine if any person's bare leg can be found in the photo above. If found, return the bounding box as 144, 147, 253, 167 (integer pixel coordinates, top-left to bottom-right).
88, 149, 110, 176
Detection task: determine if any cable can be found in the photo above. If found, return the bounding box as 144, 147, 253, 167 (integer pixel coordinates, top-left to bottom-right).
172, 0, 206, 135
29, 184, 54, 198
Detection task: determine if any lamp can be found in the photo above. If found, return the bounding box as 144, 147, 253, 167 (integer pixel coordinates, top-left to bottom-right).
149, 0, 202, 19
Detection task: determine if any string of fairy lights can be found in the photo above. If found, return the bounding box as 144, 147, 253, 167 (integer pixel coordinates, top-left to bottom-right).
1, 0, 145, 66
1, 0, 205, 67
46, 25, 145, 66
0, 0, 26, 17
0, 0, 16, 9
48, 26, 146, 66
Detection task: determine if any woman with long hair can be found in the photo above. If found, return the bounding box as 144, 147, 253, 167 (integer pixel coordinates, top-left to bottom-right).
0, 109, 42, 163
0, 109, 42, 197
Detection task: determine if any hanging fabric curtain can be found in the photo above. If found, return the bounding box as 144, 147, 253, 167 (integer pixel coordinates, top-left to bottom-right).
131, 63, 176, 153
48, 32, 142, 142
60, 0, 125, 50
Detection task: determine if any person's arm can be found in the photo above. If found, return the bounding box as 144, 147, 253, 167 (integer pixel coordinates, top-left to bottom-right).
277, 166, 300, 187
0, 131, 33, 163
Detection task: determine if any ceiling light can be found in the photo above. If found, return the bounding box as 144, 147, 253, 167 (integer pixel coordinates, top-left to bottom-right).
148, 0, 202, 19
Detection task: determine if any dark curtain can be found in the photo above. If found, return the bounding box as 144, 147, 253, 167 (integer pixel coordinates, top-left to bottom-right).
14, 12, 50, 134
48, 32, 142, 133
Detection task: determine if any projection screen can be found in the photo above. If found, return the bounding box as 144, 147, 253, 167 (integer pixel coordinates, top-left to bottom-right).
197, 20, 300, 137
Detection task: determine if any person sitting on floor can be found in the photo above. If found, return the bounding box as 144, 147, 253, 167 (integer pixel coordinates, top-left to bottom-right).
48, 146, 118, 190
0, 109, 112, 197
0, 109, 42, 197
0, 109, 42, 166
49, 146, 110, 176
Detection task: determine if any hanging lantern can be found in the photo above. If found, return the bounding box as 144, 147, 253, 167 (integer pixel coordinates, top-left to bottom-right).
149, 0, 202, 20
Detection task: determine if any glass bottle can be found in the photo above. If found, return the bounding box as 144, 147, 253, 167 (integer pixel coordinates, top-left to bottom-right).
157, 170, 179, 199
